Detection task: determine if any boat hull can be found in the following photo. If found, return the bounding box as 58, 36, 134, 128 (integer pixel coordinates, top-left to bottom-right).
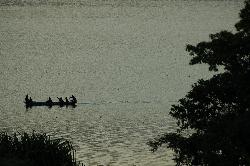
25, 101, 76, 108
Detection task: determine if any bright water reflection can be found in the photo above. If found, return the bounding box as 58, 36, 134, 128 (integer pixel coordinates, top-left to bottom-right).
0, 1, 244, 165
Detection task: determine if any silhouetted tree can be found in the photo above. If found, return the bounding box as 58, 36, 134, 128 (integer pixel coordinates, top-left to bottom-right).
148, 1, 250, 165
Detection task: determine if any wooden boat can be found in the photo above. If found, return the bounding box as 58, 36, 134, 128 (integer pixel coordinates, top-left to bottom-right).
25, 101, 77, 108
25, 101, 76, 108
24, 96, 77, 108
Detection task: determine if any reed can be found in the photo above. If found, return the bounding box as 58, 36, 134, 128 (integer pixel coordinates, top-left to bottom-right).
0, 132, 82, 166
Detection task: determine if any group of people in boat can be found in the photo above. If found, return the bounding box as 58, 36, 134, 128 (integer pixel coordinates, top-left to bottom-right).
25, 95, 77, 107
56, 95, 77, 106
25, 95, 33, 105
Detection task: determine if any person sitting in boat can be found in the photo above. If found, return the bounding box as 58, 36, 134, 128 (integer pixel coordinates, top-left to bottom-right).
29, 97, 33, 103
70, 95, 77, 104
57, 97, 64, 106
25, 94, 32, 107
25, 94, 29, 103
65, 97, 69, 105
46, 97, 53, 107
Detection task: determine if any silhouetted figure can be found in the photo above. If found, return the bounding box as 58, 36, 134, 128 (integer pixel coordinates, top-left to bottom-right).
29, 97, 33, 103
24, 96, 33, 108
25, 94, 31, 108
46, 97, 53, 107
25, 94, 29, 103
57, 97, 64, 107
70, 95, 77, 104
65, 97, 69, 105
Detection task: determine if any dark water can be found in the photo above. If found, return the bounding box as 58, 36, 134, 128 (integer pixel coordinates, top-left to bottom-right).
0, 1, 244, 165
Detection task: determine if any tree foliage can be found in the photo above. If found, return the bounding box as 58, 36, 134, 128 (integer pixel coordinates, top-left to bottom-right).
148, 1, 250, 165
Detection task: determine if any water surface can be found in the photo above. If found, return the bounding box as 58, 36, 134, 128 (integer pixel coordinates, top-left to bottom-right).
0, 1, 244, 165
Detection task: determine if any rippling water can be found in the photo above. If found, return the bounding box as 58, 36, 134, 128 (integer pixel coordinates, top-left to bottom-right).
0, 0, 244, 165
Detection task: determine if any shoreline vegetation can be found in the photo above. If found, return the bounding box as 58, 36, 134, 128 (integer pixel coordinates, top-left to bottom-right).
0, 132, 83, 166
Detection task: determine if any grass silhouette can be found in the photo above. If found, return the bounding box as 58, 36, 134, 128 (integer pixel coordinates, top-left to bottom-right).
0, 132, 82, 166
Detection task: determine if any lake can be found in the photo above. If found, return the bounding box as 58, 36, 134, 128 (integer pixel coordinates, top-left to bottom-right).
0, 0, 244, 165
